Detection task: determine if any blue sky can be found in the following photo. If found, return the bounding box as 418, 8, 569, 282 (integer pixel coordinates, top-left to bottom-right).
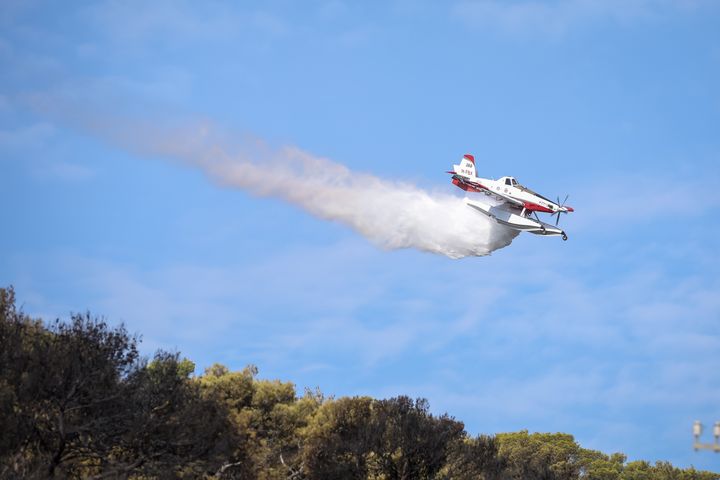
1, 0, 720, 470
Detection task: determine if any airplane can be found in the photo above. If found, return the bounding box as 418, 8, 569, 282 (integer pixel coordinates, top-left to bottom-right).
448, 154, 574, 240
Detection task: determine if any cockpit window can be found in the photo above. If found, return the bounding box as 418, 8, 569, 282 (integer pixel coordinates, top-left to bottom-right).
505, 178, 512, 186
511, 178, 518, 186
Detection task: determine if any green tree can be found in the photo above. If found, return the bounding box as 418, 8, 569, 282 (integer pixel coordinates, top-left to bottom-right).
199, 363, 323, 480
302, 396, 376, 479
0, 287, 238, 479
0, 286, 48, 478
0, 308, 140, 478
367, 396, 465, 480
579, 449, 624, 480
3, 286, 720, 480
303, 396, 465, 480
679, 466, 720, 480
110, 351, 239, 478
438, 434, 506, 480
496, 430, 583, 480
620, 460, 654, 480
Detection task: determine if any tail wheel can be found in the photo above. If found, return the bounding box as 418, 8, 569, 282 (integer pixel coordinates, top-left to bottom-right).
562, 233, 568, 241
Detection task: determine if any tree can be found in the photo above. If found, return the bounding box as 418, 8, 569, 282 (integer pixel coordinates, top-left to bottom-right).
2, 286, 720, 480
303, 396, 465, 480
439, 435, 507, 480
579, 449, 624, 480
0, 287, 238, 479
367, 396, 465, 480
302, 396, 376, 479
0, 286, 47, 478
0, 304, 140, 478
101, 351, 240, 479
496, 430, 583, 480
199, 364, 323, 480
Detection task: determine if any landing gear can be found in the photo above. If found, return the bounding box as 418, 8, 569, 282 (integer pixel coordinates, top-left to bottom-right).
562, 233, 568, 241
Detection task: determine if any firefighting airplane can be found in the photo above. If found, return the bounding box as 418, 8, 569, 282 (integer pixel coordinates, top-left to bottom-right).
448, 154, 574, 240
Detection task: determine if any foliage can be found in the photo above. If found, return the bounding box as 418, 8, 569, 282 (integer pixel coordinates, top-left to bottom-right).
0, 287, 238, 479
496, 430, 584, 479
1, 286, 718, 480
438, 435, 506, 480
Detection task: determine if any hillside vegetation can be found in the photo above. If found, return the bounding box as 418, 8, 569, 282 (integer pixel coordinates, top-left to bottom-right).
1, 286, 716, 480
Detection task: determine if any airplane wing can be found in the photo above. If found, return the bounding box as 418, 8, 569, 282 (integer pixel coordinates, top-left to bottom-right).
450, 174, 524, 208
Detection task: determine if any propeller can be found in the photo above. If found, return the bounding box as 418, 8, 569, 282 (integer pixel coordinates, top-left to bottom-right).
554, 195, 570, 226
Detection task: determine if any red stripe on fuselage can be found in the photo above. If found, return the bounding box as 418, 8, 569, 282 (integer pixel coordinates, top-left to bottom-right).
452, 178, 483, 193
523, 201, 554, 213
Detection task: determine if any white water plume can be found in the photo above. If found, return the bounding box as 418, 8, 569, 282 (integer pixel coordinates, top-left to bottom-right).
36, 100, 517, 258
137, 124, 518, 259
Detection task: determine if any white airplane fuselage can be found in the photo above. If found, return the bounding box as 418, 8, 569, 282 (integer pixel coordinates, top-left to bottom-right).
453, 173, 572, 215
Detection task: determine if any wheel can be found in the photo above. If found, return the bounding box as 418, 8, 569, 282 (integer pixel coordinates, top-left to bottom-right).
562, 233, 568, 241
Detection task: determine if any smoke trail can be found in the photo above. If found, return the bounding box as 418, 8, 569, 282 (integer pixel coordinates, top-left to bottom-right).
136, 124, 519, 259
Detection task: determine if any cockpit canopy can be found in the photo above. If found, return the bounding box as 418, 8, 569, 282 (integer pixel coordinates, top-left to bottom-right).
500, 176, 547, 200
502, 176, 519, 187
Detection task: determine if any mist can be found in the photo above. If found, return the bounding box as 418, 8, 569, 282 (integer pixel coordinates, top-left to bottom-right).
124, 122, 520, 259
29, 98, 518, 258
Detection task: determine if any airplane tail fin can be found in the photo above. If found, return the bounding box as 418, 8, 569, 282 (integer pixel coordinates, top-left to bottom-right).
453, 154, 476, 178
